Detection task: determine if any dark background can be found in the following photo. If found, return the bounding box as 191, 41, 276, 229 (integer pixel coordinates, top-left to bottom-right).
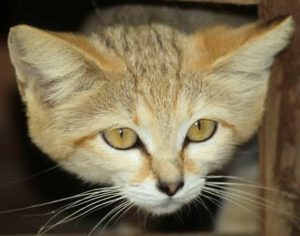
0, 0, 257, 234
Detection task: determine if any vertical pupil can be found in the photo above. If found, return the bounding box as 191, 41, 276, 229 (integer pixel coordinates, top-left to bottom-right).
196, 121, 201, 130
118, 128, 124, 138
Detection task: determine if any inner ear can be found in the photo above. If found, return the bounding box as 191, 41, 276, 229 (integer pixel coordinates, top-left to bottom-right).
192, 24, 254, 68
191, 16, 294, 72
49, 32, 123, 73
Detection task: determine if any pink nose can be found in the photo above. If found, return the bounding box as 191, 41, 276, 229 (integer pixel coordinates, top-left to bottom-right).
157, 181, 184, 196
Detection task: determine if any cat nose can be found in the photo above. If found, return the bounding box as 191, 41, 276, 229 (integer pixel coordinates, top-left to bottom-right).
157, 181, 184, 196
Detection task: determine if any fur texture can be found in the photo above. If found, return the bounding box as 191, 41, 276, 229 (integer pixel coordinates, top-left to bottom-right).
8, 5, 294, 215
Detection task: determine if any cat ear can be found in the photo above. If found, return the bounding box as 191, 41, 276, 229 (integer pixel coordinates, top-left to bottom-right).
189, 17, 294, 142
194, 16, 295, 73
8, 25, 121, 105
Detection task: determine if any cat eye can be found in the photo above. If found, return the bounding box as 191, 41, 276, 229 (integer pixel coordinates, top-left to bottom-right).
103, 128, 138, 150
186, 119, 217, 142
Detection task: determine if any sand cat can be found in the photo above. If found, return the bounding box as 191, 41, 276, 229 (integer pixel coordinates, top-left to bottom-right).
7, 4, 294, 233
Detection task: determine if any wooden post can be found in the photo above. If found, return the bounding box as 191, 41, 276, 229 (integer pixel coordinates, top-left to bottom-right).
259, 1, 300, 236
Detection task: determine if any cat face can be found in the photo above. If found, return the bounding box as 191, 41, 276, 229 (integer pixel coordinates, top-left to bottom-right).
57, 86, 238, 215
8, 17, 294, 215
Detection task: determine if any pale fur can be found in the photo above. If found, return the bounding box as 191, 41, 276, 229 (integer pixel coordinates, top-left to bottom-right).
8, 5, 294, 216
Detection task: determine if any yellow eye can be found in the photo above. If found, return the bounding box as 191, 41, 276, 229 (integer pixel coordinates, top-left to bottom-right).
186, 119, 217, 142
103, 128, 138, 150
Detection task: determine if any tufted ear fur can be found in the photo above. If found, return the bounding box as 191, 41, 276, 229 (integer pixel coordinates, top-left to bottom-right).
8, 25, 121, 106
194, 16, 294, 73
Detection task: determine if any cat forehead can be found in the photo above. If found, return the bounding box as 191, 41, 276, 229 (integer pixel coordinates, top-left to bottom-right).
80, 70, 222, 128
91, 24, 183, 78
88, 25, 218, 111
54, 24, 241, 133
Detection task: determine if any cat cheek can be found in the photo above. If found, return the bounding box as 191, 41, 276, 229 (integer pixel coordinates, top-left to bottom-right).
183, 157, 201, 175
129, 158, 152, 184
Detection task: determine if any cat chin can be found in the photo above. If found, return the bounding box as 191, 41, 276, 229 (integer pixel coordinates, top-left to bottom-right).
148, 206, 182, 216
138, 201, 183, 216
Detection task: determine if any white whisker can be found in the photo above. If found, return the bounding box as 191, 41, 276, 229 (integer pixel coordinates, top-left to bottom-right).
101, 202, 135, 231
0, 186, 122, 214
204, 185, 299, 224
36, 186, 130, 235
202, 187, 261, 222
0, 165, 60, 188
38, 191, 124, 235
38, 188, 121, 224
206, 182, 276, 208
193, 196, 216, 224
87, 200, 130, 236
200, 192, 223, 209
62, 196, 126, 224
205, 176, 298, 199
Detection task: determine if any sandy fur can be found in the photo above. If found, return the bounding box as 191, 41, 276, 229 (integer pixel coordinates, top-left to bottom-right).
8, 5, 294, 216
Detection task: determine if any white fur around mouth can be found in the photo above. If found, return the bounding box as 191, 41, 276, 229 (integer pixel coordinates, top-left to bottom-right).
123, 177, 205, 216
141, 199, 184, 215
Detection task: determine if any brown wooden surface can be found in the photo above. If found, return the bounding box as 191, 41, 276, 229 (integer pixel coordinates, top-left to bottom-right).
259, 1, 300, 236
172, 0, 258, 5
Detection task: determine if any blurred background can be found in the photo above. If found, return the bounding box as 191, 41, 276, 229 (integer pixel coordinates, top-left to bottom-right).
0, 0, 257, 234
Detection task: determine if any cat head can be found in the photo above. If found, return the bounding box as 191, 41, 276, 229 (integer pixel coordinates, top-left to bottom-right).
8, 17, 294, 215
